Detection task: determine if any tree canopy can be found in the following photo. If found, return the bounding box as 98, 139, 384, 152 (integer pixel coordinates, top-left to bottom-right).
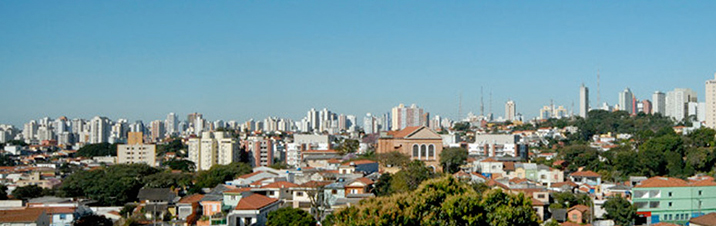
77, 143, 117, 157
603, 195, 637, 226
11, 185, 44, 200
439, 147, 468, 174
163, 159, 196, 172
59, 163, 159, 206
192, 162, 252, 193
267, 207, 316, 226
331, 176, 539, 226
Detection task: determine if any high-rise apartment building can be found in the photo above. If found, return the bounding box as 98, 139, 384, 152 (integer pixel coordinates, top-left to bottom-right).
579, 84, 589, 118
505, 100, 516, 121
641, 100, 652, 115
246, 137, 274, 167
390, 103, 427, 131
150, 120, 165, 142
653, 91, 666, 115
165, 112, 178, 137
706, 73, 716, 129
619, 88, 634, 114
117, 132, 156, 166
188, 131, 239, 171
666, 88, 697, 122
90, 116, 111, 144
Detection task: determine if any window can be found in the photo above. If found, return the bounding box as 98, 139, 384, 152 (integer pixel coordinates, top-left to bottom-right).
428, 145, 435, 159
59, 214, 66, 220
296, 192, 303, 196
537, 194, 545, 199
332, 189, 337, 194
668, 202, 672, 207
699, 190, 703, 196
412, 145, 419, 158
668, 191, 672, 197
420, 145, 427, 160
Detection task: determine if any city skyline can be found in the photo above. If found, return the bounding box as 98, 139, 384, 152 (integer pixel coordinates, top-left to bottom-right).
2, 2, 716, 126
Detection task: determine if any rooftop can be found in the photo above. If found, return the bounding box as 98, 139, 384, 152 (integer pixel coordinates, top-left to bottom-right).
234, 194, 279, 210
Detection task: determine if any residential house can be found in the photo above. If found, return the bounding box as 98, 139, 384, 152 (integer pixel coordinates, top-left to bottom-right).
302, 150, 341, 168
290, 181, 332, 211
476, 158, 505, 179
226, 194, 280, 226
175, 194, 203, 221
0, 208, 50, 226
338, 160, 379, 175
225, 171, 279, 187
252, 181, 298, 201
344, 178, 373, 195
567, 204, 590, 224
376, 126, 443, 170
136, 188, 177, 221
569, 170, 601, 186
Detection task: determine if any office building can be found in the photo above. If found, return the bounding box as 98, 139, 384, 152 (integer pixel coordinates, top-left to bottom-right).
653, 91, 666, 115
391, 103, 427, 131
165, 112, 178, 137
619, 88, 635, 114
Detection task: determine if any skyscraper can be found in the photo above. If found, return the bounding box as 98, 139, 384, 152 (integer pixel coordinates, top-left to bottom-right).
706, 73, 716, 128
652, 91, 666, 115
89, 116, 111, 144
579, 84, 589, 118
665, 88, 697, 122
390, 103, 426, 130
307, 108, 319, 132
618, 88, 634, 114
165, 112, 178, 137
505, 100, 516, 121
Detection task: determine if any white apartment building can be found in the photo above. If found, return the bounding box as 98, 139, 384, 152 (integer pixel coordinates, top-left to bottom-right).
188, 131, 239, 171
117, 132, 156, 166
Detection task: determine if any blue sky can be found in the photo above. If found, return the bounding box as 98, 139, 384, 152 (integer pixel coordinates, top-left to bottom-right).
1, 1, 715, 126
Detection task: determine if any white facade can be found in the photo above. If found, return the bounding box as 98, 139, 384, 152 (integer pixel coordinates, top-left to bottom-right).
666, 88, 698, 122
89, 116, 111, 144
706, 73, 716, 129
117, 144, 156, 166
505, 100, 516, 121
188, 131, 239, 171
618, 88, 634, 114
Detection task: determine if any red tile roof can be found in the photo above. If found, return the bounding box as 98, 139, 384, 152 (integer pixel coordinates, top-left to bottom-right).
689, 212, 716, 226
29, 207, 75, 214
636, 177, 689, 188
225, 187, 252, 194
480, 158, 499, 163
261, 181, 299, 189
341, 160, 377, 166
652, 222, 681, 226
348, 177, 374, 186
386, 126, 422, 138
0, 208, 45, 223
178, 194, 204, 204
237, 171, 263, 179
234, 194, 279, 210
570, 170, 601, 177
531, 198, 545, 206
568, 204, 590, 214
299, 181, 332, 188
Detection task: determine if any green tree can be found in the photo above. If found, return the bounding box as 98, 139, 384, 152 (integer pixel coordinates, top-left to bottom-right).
603, 195, 637, 226
267, 207, 316, 226
377, 151, 411, 168
452, 122, 470, 131
59, 164, 160, 206
686, 127, 716, 148
558, 145, 601, 171
0, 154, 16, 166
192, 162, 252, 193
163, 159, 196, 172
337, 139, 359, 155
11, 185, 43, 200
143, 171, 194, 189
390, 160, 435, 193
77, 143, 117, 157
440, 147, 468, 174
331, 176, 539, 226
74, 214, 113, 226
372, 173, 392, 196
549, 192, 590, 209
157, 139, 187, 157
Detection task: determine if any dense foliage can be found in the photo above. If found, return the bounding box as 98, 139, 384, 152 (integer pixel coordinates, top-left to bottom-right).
439, 147, 468, 174
157, 139, 187, 157
332, 176, 539, 226
11, 185, 44, 200
267, 207, 316, 226
603, 195, 638, 226
59, 164, 159, 206
74, 214, 113, 226
376, 151, 411, 168
77, 143, 117, 157
191, 162, 252, 193
163, 159, 196, 172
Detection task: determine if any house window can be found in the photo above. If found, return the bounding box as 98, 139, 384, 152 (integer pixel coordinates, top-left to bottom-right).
537, 194, 545, 199
668, 202, 672, 207
699, 190, 703, 196
59, 214, 66, 220
244, 217, 252, 225
297, 192, 303, 196
332, 189, 337, 194
412, 145, 419, 158
668, 192, 672, 197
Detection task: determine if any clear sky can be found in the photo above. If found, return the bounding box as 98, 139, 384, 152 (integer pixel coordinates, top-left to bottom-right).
2, 1, 715, 126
